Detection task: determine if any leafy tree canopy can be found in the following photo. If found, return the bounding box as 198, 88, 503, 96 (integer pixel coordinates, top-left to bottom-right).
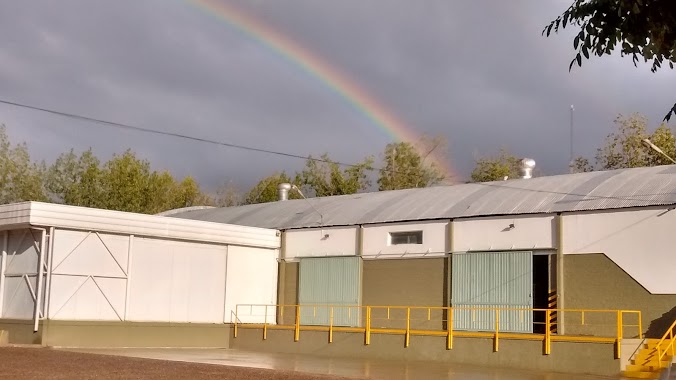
245, 172, 300, 205
544, 0, 676, 120
470, 148, 522, 182
592, 113, 675, 170
377, 136, 446, 191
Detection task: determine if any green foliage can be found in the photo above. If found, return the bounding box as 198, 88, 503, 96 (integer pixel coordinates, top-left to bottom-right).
0, 125, 212, 214
298, 153, 374, 197
97, 151, 212, 214
470, 148, 521, 182
543, 0, 676, 121
595, 113, 676, 169
245, 172, 299, 204
570, 156, 594, 173
47, 149, 103, 207
0, 125, 48, 203
377, 136, 446, 191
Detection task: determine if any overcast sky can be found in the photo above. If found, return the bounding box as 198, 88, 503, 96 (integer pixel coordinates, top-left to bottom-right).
0, 0, 674, 191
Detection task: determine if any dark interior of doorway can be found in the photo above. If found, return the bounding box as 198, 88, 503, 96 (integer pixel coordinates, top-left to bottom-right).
532, 254, 550, 334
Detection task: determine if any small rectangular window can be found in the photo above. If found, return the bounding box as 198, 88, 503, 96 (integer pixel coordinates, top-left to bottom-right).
389, 231, 423, 245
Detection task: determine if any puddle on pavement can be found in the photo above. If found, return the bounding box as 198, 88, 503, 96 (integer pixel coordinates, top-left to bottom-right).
63, 348, 623, 380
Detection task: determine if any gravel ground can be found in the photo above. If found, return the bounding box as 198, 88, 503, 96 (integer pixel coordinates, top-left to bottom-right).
0, 347, 361, 380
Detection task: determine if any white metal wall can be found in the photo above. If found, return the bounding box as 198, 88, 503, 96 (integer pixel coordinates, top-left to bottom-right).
562, 207, 676, 294
453, 215, 555, 252
224, 246, 278, 324
362, 221, 447, 258
0, 229, 46, 320
284, 227, 357, 260
0, 228, 282, 325
49, 229, 131, 321
127, 237, 228, 323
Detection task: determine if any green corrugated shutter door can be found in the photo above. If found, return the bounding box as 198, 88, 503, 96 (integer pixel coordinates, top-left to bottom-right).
451, 251, 533, 333
298, 257, 361, 327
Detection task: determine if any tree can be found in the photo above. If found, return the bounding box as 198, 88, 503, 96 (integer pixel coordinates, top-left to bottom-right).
571, 156, 594, 173
298, 153, 374, 197
215, 181, 243, 207
97, 150, 212, 214
0, 125, 48, 203
99, 150, 153, 213
470, 149, 522, 182
47, 149, 103, 207
595, 113, 675, 169
543, 0, 676, 121
377, 136, 446, 191
245, 172, 299, 205
172, 176, 213, 209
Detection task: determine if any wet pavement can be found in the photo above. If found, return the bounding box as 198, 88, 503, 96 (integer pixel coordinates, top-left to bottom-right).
62, 348, 624, 379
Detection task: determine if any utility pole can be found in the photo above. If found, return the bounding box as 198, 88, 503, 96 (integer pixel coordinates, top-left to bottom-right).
569, 104, 575, 173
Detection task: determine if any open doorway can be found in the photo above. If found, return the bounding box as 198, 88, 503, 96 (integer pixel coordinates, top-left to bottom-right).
532, 254, 551, 334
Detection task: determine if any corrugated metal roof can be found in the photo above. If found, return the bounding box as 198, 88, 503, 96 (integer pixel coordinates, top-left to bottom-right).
170, 165, 676, 229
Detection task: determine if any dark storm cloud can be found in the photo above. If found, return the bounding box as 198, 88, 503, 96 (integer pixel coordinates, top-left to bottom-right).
0, 0, 673, 191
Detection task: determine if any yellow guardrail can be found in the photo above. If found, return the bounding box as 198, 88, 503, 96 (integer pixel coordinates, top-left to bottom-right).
657, 318, 676, 367
233, 304, 642, 358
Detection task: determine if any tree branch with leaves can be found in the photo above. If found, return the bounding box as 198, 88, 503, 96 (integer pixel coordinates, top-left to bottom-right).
543, 0, 676, 121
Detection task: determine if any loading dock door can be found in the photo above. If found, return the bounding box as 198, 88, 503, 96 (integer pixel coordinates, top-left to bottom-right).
451, 251, 533, 333
298, 256, 361, 327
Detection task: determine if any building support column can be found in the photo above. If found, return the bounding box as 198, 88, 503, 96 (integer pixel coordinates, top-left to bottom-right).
556, 214, 565, 335
277, 231, 287, 324
356, 225, 364, 256
445, 220, 454, 328
0, 231, 7, 318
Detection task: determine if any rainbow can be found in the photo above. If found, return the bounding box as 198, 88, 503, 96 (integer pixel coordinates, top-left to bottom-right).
187, 0, 456, 180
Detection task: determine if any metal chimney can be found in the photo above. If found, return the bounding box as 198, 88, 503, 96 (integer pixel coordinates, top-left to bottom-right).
519, 158, 536, 179
277, 183, 292, 201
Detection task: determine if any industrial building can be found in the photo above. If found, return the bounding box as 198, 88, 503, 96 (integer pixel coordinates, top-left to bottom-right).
0, 202, 280, 347
1, 164, 675, 377
171, 164, 676, 377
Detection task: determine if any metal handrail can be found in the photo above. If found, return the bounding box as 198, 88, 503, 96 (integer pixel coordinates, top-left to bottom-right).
657, 318, 676, 367
234, 304, 642, 358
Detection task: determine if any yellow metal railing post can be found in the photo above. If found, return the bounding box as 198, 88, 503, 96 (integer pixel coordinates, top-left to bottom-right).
638, 311, 643, 339
494, 309, 499, 352
405, 307, 411, 348
263, 305, 268, 340
294, 305, 301, 342
329, 306, 334, 343
615, 310, 623, 359
234, 305, 239, 338
446, 307, 453, 350
545, 309, 551, 355
365, 306, 371, 345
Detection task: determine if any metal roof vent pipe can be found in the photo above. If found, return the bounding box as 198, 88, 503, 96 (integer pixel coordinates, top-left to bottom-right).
278, 183, 292, 201
519, 158, 536, 179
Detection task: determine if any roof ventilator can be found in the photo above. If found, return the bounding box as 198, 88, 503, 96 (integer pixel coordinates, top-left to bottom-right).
519, 158, 536, 179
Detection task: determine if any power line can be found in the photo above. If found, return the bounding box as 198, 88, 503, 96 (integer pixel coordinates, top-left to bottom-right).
3, 98, 671, 204
0, 98, 433, 178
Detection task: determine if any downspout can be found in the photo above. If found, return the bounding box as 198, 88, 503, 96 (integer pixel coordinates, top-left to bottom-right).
32, 227, 48, 333
556, 214, 565, 335
44, 227, 55, 321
